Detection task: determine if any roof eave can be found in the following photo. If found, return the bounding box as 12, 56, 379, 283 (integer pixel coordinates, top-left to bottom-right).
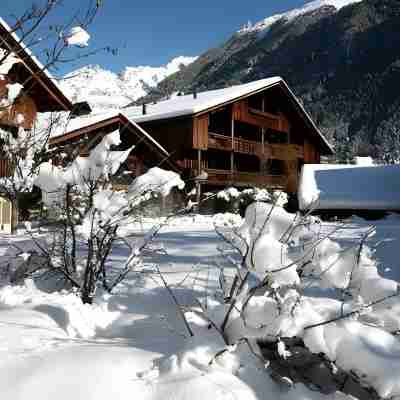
49, 113, 181, 173
0, 17, 73, 112
279, 81, 334, 155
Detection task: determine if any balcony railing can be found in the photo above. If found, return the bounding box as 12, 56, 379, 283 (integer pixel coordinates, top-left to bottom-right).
208, 132, 303, 160
205, 168, 287, 189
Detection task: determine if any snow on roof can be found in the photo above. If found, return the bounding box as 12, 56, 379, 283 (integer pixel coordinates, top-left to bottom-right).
299, 163, 400, 211
123, 77, 283, 123
123, 77, 333, 154
50, 111, 119, 139
49, 111, 171, 158
50, 77, 332, 157
0, 16, 72, 107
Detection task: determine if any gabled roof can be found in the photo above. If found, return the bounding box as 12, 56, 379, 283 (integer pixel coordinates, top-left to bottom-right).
0, 17, 73, 112
124, 78, 282, 123
123, 77, 334, 155
49, 112, 178, 172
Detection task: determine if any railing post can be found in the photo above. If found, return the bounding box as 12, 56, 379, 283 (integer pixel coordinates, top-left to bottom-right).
196, 149, 202, 210
260, 97, 267, 175
230, 110, 235, 183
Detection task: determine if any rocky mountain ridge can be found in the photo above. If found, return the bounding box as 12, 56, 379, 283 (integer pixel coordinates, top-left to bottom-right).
138, 0, 400, 162
60, 56, 197, 113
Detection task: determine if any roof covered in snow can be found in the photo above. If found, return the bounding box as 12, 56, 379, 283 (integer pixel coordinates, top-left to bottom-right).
298, 163, 400, 211
51, 77, 333, 156
123, 78, 282, 123
0, 17, 73, 111
123, 77, 333, 154
48, 112, 175, 170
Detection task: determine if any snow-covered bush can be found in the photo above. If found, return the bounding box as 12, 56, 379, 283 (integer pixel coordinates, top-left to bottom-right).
31, 129, 185, 304
216, 186, 287, 215
213, 200, 400, 398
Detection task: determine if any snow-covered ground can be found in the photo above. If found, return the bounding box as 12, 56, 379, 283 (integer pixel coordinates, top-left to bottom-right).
0, 211, 400, 399
0, 216, 231, 399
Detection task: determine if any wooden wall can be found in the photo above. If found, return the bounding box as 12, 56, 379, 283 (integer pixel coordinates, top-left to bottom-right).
304, 139, 320, 163
232, 99, 290, 133
0, 78, 37, 129
140, 117, 194, 159
193, 114, 208, 149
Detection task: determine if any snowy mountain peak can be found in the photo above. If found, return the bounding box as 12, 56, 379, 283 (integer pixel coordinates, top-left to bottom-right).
238, 0, 364, 34
60, 56, 197, 113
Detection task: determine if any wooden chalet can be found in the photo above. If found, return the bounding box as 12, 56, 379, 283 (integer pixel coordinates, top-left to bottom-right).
0, 17, 72, 127
0, 17, 73, 232
122, 77, 334, 195
49, 113, 179, 188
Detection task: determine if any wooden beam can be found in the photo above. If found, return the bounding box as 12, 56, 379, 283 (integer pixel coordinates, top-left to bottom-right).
196, 149, 202, 208
231, 100, 290, 133
230, 108, 235, 181
197, 149, 202, 175
193, 115, 208, 150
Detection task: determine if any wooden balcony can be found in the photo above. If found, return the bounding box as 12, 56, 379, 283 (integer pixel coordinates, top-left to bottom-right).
206, 169, 287, 189
181, 162, 287, 189
208, 132, 303, 160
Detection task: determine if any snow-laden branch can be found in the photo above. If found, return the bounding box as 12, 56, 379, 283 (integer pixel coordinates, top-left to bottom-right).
32, 129, 186, 304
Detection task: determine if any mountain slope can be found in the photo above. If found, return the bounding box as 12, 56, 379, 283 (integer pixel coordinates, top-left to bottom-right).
60, 56, 197, 113
139, 0, 400, 161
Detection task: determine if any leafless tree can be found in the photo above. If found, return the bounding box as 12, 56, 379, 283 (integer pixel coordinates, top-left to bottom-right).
0, 0, 106, 224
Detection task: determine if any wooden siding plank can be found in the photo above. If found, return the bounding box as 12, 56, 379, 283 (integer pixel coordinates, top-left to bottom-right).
231, 101, 291, 133
304, 139, 319, 163
193, 115, 208, 150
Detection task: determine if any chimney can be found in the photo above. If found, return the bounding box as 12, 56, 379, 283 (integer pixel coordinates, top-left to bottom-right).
142, 103, 147, 115
193, 90, 197, 99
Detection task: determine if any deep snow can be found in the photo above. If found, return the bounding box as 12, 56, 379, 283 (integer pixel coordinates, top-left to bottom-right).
0, 212, 400, 399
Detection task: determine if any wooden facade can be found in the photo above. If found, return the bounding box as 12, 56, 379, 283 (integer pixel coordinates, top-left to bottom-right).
139, 82, 332, 194
0, 17, 74, 232
48, 114, 179, 188
0, 17, 72, 130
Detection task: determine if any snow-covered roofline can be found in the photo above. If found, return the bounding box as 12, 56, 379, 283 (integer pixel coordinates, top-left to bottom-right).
123, 78, 283, 123
123, 77, 334, 154
49, 112, 174, 168
0, 16, 73, 111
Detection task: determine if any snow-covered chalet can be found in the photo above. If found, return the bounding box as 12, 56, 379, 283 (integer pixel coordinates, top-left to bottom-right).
51, 78, 334, 197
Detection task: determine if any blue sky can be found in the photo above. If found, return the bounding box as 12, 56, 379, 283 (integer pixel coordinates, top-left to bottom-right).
2, 0, 308, 75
